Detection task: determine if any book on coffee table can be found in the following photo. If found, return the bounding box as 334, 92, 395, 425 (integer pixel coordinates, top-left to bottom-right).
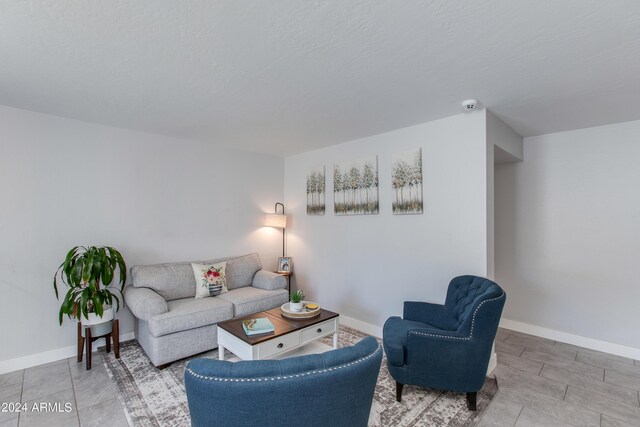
242, 318, 275, 336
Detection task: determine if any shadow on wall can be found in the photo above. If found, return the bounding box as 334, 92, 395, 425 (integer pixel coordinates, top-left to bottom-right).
494, 161, 518, 319
334, 287, 379, 327
495, 154, 552, 324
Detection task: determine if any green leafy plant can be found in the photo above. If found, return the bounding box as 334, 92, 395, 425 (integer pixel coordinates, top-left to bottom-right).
53, 246, 126, 325
290, 289, 305, 303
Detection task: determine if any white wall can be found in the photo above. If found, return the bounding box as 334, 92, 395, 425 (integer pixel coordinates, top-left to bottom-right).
487, 111, 524, 162
284, 112, 488, 328
0, 105, 284, 367
495, 120, 640, 349
486, 111, 523, 279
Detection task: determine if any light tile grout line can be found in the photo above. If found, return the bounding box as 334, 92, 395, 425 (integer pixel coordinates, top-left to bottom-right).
69, 355, 127, 423
513, 405, 525, 426
17, 368, 24, 427
474, 388, 498, 425
555, 364, 640, 403
531, 349, 640, 399
68, 358, 80, 427
601, 368, 640, 395
577, 355, 640, 374
563, 383, 640, 425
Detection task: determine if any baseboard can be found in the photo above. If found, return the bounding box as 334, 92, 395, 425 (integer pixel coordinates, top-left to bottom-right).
339, 316, 383, 338
500, 318, 640, 360
0, 332, 135, 374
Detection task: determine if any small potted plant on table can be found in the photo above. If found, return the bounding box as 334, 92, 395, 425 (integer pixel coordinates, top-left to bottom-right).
290, 289, 305, 312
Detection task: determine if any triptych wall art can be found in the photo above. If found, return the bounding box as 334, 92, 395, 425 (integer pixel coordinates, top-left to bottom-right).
333, 156, 379, 215
305, 148, 423, 216
306, 166, 326, 215
391, 148, 423, 215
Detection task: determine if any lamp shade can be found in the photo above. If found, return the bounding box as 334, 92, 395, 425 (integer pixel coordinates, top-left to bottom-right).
265, 213, 287, 228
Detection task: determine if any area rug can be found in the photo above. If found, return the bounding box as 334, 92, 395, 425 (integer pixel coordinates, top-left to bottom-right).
101, 326, 497, 427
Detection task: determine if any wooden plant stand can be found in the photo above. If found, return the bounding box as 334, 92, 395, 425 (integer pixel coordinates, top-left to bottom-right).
77, 319, 120, 370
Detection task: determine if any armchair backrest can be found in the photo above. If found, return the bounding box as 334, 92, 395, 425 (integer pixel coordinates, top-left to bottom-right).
444, 275, 505, 334
185, 337, 382, 427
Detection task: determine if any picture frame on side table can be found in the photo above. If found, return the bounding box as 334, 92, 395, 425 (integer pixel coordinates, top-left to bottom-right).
277, 257, 292, 273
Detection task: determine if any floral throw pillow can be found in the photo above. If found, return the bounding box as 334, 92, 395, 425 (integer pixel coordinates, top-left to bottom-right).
191, 262, 228, 298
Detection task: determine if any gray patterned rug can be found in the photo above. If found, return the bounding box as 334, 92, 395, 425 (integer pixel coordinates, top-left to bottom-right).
101, 326, 497, 426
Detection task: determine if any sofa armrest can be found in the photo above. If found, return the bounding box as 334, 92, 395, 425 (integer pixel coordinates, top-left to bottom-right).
252, 270, 287, 291
124, 285, 168, 320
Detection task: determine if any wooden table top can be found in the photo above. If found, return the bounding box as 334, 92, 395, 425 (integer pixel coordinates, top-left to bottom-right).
217, 307, 339, 345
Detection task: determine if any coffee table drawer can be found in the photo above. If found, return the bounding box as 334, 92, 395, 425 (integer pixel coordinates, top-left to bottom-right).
257, 331, 300, 359
300, 319, 337, 344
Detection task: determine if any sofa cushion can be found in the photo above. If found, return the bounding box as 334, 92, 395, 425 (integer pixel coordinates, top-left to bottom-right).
131, 254, 262, 301
131, 262, 197, 301
216, 286, 288, 318
148, 297, 233, 338
204, 254, 262, 290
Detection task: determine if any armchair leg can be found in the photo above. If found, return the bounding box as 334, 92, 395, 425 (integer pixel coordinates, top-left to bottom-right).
466, 392, 477, 411
396, 382, 404, 402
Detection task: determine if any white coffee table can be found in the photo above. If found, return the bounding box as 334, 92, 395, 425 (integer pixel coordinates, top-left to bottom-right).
216, 307, 339, 361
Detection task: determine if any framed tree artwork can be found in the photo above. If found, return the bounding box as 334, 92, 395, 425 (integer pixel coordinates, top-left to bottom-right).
306, 166, 325, 215
333, 156, 379, 215
391, 148, 423, 214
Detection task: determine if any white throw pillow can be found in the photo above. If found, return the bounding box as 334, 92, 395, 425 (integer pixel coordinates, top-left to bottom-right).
191, 262, 228, 299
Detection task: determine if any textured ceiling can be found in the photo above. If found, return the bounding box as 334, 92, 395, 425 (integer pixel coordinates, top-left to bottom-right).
1, 1, 639, 155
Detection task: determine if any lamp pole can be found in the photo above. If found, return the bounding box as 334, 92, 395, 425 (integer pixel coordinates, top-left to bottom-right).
274, 202, 285, 257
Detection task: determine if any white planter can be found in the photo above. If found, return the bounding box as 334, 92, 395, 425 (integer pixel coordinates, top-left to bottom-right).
290, 301, 303, 312
80, 306, 114, 337
83, 306, 114, 325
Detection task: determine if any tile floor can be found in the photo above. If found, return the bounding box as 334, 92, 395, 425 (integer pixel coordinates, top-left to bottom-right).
0, 356, 128, 427
478, 328, 640, 426
1, 328, 639, 426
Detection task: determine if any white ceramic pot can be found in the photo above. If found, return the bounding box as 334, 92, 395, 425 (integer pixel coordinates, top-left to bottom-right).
80, 306, 114, 337
83, 306, 114, 325
290, 301, 303, 312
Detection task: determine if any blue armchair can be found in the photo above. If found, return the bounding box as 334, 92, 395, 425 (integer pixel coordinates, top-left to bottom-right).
185, 336, 382, 427
383, 275, 505, 410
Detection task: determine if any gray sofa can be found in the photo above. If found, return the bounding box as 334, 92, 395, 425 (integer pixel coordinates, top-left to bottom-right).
124, 253, 288, 366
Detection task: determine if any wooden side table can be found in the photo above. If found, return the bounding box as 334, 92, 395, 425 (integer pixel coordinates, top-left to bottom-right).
276, 271, 292, 294
77, 319, 120, 370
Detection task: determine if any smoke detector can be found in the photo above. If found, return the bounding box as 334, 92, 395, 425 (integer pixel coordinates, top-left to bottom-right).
461, 99, 479, 111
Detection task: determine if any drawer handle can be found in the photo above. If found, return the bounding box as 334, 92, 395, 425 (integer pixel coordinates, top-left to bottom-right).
277, 343, 284, 349
317, 328, 322, 333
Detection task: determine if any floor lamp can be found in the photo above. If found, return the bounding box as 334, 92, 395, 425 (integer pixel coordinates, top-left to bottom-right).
265, 202, 287, 257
